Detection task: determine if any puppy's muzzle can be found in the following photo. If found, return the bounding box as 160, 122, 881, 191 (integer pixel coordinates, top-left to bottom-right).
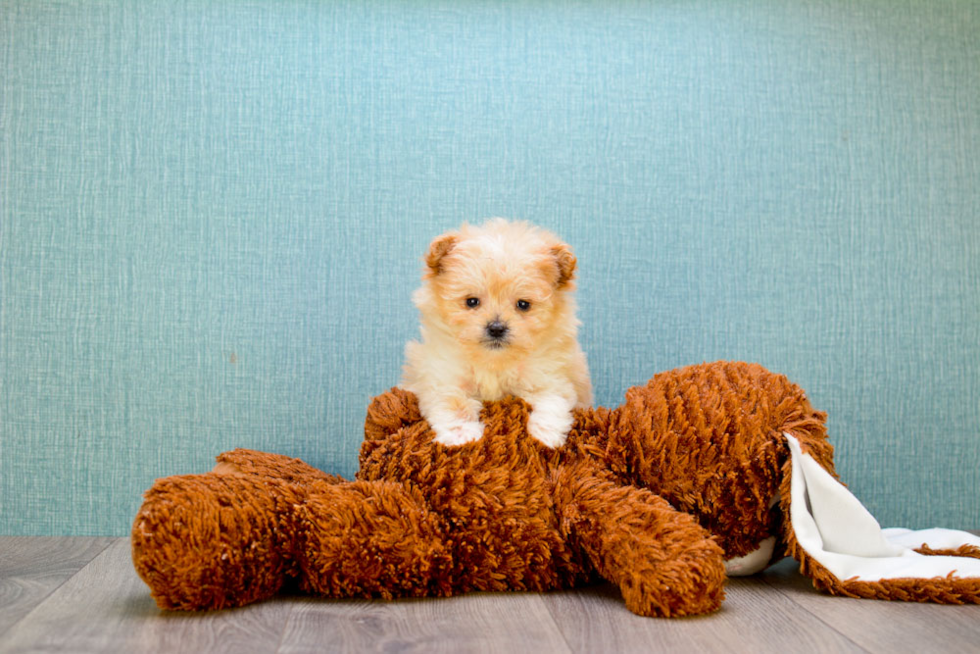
484, 320, 509, 345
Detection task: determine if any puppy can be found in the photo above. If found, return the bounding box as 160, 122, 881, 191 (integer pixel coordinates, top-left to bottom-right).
401, 219, 592, 448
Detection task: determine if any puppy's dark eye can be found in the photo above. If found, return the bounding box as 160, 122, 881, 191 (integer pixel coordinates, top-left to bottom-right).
516, 299, 531, 312
465, 297, 481, 308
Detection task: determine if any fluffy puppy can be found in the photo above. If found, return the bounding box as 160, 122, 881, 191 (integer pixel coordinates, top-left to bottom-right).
401, 219, 592, 447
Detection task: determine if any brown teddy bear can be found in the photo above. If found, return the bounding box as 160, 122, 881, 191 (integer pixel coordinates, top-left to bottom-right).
131, 361, 980, 617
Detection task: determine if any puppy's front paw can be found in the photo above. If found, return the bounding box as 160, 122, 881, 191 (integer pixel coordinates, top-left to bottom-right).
432, 420, 485, 446
527, 416, 570, 448
525, 394, 575, 448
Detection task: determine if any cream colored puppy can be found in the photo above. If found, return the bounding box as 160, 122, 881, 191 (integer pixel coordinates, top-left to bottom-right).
402, 219, 592, 447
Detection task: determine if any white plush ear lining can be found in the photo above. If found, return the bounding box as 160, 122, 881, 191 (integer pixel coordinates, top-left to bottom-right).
785, 433, 980, 582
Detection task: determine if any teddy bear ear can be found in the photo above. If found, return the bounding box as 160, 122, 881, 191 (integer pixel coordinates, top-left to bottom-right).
423, 233, 458, 277
550, 243, 577, 288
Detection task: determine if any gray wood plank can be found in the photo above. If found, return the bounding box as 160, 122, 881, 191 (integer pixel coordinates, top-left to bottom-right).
0, 536, 114, 635
758, 556, 980, 654
0, 538, 291, 654
278, 592, 573, 654
542, 578, 865, 654
3, 535, 978, 653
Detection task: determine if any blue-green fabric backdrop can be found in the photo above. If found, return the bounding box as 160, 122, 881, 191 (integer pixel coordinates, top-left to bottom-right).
2, 0, 978, 535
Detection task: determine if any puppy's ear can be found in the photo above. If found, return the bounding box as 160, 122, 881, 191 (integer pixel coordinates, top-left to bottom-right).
424, 233, 458, 277
550, 243, 577, 288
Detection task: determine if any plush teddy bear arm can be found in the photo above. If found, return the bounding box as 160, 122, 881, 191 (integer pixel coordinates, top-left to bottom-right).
552, 460, 726, 617
364, 387, 423, 443
294, 479, 454, 600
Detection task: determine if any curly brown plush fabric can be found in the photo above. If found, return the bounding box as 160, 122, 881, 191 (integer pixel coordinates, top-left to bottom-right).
131, 361, 846, 616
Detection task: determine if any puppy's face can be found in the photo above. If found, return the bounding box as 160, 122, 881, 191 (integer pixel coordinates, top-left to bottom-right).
418, 220, 577, 358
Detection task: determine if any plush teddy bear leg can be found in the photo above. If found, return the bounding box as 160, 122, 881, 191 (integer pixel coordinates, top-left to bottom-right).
132, 469, 309, 611
294, 479, 454, 600
212, 447, 345, 485
552, 463, 726, 617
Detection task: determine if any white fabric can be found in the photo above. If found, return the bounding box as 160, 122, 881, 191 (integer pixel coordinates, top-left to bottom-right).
785, 433, 980, 582
725, 536, 777, 576
882, 527, 980, 551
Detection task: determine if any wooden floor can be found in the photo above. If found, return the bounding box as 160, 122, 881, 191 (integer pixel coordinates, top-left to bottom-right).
1, 537, 978, 653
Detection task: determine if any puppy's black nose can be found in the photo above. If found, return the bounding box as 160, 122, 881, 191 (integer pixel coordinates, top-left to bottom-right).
486, 321, 509, 339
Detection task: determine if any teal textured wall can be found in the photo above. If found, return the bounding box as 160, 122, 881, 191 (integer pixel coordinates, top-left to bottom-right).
2, 0, 978, 535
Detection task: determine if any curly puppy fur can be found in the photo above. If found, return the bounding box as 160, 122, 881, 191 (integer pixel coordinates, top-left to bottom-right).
402, 219, 592, 448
